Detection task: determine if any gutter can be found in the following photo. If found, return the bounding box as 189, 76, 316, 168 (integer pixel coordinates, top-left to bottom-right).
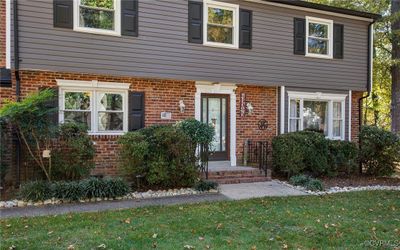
358, 21, 375, 174
13, 0, 21, 187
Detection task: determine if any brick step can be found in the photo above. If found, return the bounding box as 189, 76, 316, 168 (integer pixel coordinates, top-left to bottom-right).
207, 170, 263, 177
210, 176, 271, 184
207, 173, 266, 179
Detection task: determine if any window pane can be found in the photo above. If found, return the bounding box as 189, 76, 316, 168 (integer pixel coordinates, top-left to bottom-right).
79, 7, 114, 30
289, 119, 300, 132
309, 22, 328, 38
98, 112, 123, 131
333, 102, 342, 119
64, 111, 91, 129
208, 7, 233, 25
308, 38, 328, 55
208, 98, 221, 152
65, 92, 91, 110
290, 99, 300, 118
99, 93, 123, 111
303, 101, 328, 136
81, 0, 114, 9
207, 25, 233, 44
333, 120, 342, 137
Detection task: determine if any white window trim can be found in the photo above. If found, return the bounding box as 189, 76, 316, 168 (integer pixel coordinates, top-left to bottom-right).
287, 91, 346, 140
57, 80, 129, 135
203, 0, 239, 49
73, 0, 121, 36
305, 16, 333, 59
5, 0, 11, 69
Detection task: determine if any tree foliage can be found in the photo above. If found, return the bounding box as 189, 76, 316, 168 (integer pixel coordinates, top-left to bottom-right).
309, 0, 399, 130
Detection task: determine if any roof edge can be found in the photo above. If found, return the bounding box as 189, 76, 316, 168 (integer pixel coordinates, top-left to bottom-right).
265, 0, 381, 21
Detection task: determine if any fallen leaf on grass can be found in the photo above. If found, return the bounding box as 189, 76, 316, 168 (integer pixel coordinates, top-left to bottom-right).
184, 245, 195, 249
324, 224, 329, 229
251, 245, 257, 250
152, 233, 158, 239
124, 218, 131, 224
198, 236, 204, 241
8, 245, 16, 250
67, 245, 75, 250
216, 223, 223, 229
97, 244, 106, 249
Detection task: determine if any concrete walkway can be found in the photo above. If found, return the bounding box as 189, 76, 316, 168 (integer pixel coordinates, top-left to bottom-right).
220, 180, 308, 200
0, 181, 306, 219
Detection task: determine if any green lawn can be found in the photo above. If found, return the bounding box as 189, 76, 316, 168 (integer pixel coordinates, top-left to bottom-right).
1, 191, 399, 250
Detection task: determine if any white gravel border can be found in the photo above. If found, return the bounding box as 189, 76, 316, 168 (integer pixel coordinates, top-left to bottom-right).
275, 180, 400, 195
0, 188, 219, 209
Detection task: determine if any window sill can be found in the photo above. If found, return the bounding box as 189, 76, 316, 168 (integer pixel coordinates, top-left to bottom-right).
203, 42, 239, 50
305, 53, 333, 60
73, 27, 121, 37
88, 132, 126, 136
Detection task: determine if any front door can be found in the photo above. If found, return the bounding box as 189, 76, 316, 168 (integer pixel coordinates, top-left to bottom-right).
201, 94, 230, 161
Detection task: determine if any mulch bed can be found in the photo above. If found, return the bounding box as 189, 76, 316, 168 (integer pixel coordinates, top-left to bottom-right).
321, 176, 400, 188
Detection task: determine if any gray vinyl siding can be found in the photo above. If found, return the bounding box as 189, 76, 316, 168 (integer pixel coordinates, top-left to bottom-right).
13, 0, 369, 91
283, 87, 350, 141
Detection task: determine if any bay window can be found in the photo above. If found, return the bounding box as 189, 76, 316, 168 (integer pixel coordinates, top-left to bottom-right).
288, 92, 346, 140
58, 80, 129, 134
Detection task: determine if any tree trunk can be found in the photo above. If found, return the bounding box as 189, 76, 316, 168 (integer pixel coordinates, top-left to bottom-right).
392, 0, 400, 133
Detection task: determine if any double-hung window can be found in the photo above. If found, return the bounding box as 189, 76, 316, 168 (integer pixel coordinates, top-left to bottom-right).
306, 16, 333, 59
288, 92, 346, 140
58, 80, 129, 134
74, 0, 121, 36
204, 0, 239, 49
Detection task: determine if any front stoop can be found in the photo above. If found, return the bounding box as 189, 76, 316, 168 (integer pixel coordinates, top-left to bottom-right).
206, 169, 271, 184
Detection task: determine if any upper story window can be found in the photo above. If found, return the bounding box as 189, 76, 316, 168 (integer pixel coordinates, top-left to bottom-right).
203, 0, 239, 49
306, 17, 333, 59
74, 0, 121, 36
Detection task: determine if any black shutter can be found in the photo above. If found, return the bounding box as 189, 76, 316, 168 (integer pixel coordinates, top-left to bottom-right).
333, 24, 344, 59
128, 92, 145, 131
0, 68, 12, 88
293, 18, 306, 55
188, 1, 203, 44
239, 9, 252, 49
40, 87, 59, 126
53, 0, 73, 28
121, 0, 139, 37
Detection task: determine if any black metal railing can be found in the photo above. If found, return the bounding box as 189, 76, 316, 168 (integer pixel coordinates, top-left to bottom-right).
198, 143, 209, 179
243, 140, 269, 176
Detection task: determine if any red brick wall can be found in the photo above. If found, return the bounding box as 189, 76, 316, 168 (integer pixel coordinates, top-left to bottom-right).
0, 70, 196, 177
351, 91, 364, 142
0, 0, 5, 68
235, 85, 277, 164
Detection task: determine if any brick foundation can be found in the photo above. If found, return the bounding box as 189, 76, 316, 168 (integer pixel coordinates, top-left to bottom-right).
351, 91, 364, 142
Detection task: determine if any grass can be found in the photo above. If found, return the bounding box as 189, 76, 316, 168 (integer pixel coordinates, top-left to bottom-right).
1, 191, 399, 249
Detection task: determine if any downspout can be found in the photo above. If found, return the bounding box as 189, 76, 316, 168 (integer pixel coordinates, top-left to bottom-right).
358, 21, 375, 174
13, 0, 21, 187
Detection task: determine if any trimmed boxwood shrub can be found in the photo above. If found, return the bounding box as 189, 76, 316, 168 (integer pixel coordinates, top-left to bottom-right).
118, 124, 204, 189
272, 131, 329, 177
359, 126, 400, 176
19, 178, 130, 201
327, 140, 359, 176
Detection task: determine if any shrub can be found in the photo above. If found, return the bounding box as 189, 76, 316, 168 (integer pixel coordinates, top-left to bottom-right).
327, 140, 359, 176
272, 131, 329, 177
19, 181, 52, 201
103, 177, 130, 198
118, 124, 199, 189
289, 174, 310, 186
305, 179, 324, 191
289, 175, 323, 191
359, 126, 400, 176
176, 118, 215, 146
193, 180, 219, 191
51, 122, 95, 181
20, 178, 130, 201
51, 181, 84, 201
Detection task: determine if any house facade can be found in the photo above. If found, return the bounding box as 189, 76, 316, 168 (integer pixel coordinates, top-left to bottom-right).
0, 0, 379, 179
